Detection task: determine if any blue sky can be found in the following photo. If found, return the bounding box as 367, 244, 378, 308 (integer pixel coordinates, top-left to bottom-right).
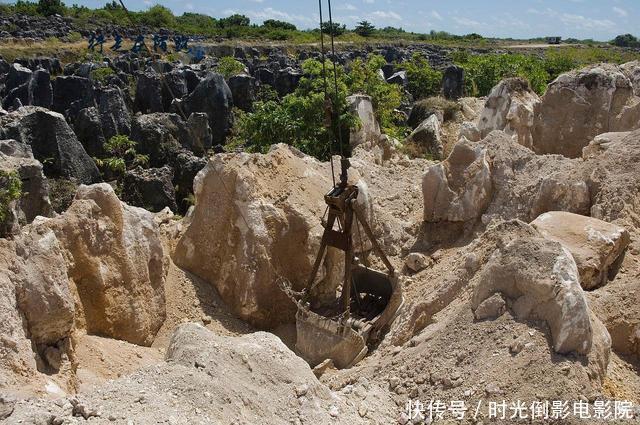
68, 0, 637, 41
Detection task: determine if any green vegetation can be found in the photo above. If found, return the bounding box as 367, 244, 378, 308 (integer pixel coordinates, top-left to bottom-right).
354, 21, 375, 38
94, 135, 148, 177
403, 53, 444, 100
0, 170, 22, 232
89, 66, 115, 83
215, 56, 245, 79
231, 55, 403, 160
612, 34, 639, 48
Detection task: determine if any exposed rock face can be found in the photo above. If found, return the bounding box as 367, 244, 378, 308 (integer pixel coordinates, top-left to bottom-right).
47, 184, 168, 346
422, 138, 492, 222
96, 86, 131, 140
442, 65, 464, 100
121, 166, 177, 213
532, 64, 640, 158
73, 107, 105, 157
477, 78, 540, 149
179, 72, 233, 146
51, 75, 94, 118
12, 226, 75, 346
406, 115, 443, 159
27, 68, 52, 108
472, 235, 609, 357
130, 113, 193, 165
347, 94, 381, 148
0, 139, 51, 232
134, 72, 163, 113
531, 211, 630, 290
0, 107, 101, 184
228, 73, 255, 111
174, 144, 371, 328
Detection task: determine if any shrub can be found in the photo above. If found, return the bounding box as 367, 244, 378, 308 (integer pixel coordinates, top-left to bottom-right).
216, 56, 245, 79
346, 54, 402, 131
90, 66, 115, 83
218, 13, 250, 28
13, 0, 39, 15
321, 22, 346, 36
455, 53, 549, 96
354, 21, 375, 37
612, 34, 639, 48
408, 97, 461, 128
94, 135, 148, 177
36, 0, 64, 16
263, 19, 296, 31
139, 4, 176, 28
0, 170, 22, 229
403, 53, 443, 100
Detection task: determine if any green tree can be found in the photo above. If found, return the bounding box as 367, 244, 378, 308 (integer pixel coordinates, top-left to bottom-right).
354, 20, 375, 37
263, 19, 296, 31
36, 0, 65, 16
612, 34, 639, 48
321, 21, 346, 36
139, 4, 176, 28
219, 13, 250, 27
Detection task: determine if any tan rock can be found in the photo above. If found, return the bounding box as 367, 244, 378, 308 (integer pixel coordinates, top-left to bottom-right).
472, 236, 603, 356
406, 115, 443, 159
422, 138, 492, 222
174, 144, 372, 328
533, 63, 640, 158
477, 78, 540, 149
531, 211, 630, 290
348, 94, 381, 149
47, 183, 168, 346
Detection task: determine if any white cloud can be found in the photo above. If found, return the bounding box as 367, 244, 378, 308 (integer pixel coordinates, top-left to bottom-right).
362, 0, 374, 3
452, 16, 486, 30
338, 3, 357, 11
613, 6, 628, 18
369, 10, 402, 21
244, 7, 314, 25
559, 13, 615, 30
430, 10, 442, 21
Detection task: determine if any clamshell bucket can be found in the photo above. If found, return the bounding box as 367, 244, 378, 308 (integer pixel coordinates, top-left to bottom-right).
295, 264, 403, 369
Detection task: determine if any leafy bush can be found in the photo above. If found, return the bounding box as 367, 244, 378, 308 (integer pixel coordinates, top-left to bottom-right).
139, 4, 176, 28
455, 53, 549, 96
321, 22, 346, 36
231, 56, 404, 159
90, 66, 115, 83
612, 34, 639, 48
0, 170, 22, 228
36, 0, 64, 16
263, 19, 296, 31
403, 53, 443, 100
346, 54, 402, 131
216, 56, 245, 79
218, 13, 250, 28
94, 135, 148, 177
13, 0, 39, 15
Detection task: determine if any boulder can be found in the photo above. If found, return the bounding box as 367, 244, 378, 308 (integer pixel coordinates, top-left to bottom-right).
161, 70, 188, 111
74, 107, 106, 157
46, 183, 168, 346
27, 68, 52, 108
531, 211, 630, 290
0, 107, 101, 184
170, 151, 207, 213
12, 226, 74, 346
0, 139, 51, 228
422, 138, 492, 222
387, 70, 407, 87
185, 112, 212, 155
178, 72, 233, 146
130, 113, 192, 166
174, 144, 371, 328
134, 72, 163, 113
274, 67, 302, 97
6, 63, 31, 92
347, 94, 381, 148
442, 65, 464, 100
477, 78, 540, 149
472, 235, 609, 356
96, 86, 131, 140
532, 64, 640, 158
228, 73, 255, 111
459, 121, 480, 142
405, 114, 443, 159
52, 75, 94, 118
620, 61, 640, 94
121, 166, 177, 213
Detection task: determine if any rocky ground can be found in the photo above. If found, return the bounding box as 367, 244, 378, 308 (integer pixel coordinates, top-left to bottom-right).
1, 33, 640, 425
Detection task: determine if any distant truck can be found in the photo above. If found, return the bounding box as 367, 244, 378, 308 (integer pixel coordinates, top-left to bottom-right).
546, 36, 562, 45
